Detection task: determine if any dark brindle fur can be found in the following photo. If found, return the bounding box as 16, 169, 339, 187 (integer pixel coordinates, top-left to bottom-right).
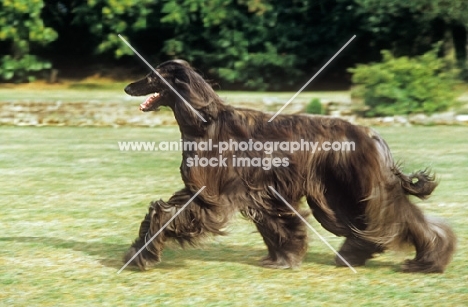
123, 60, 455, 273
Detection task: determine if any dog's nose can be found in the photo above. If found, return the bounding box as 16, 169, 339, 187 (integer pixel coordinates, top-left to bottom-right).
124, 84, 132, 95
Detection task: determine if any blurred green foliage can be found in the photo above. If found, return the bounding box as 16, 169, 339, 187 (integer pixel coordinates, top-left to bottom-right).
0, 0, 467, 87
0, 0, 57, 82
350, 47, 460, 116
305, 98, 324, 115
0, 55, 52, 82
72, 0, 155, 58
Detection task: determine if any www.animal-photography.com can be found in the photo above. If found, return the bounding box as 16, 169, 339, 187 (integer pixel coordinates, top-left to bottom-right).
1, 1, 467, 306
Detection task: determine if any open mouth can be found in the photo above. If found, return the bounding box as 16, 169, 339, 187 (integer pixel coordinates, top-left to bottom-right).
139, 92, 161, 112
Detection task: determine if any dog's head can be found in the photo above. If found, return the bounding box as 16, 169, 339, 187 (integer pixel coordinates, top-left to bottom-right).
124, 59, 193, 112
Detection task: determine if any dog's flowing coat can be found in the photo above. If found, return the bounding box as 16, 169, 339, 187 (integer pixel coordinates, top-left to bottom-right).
124, 60, 455, 273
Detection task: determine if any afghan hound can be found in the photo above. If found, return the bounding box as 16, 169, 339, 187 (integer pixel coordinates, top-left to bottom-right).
123, 59, 455, 273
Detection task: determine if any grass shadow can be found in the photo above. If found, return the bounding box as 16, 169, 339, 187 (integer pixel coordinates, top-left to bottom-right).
0, 236, 128, 269
1, 236, 399, 272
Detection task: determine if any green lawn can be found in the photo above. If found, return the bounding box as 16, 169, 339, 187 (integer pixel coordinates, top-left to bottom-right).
0, 125, 467, 306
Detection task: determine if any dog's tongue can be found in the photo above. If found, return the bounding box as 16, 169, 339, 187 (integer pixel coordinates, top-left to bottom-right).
139, 93, 160, 111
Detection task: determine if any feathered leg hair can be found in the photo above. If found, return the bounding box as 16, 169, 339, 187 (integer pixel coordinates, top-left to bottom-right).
124, 189, 234, 270
352, 135, 456, 273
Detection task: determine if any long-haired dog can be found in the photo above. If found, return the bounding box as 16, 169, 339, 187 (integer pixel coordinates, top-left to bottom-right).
123, 59, 455, 273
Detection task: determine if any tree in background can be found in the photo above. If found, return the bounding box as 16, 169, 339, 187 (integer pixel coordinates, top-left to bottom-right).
41, 0, 174, 76
158, 0, 300, 90
158, 0, 362, 90
72, 0, 155, 58
0, 0, 57, 82
354, 0, 468, 76
0, 0, 466, 87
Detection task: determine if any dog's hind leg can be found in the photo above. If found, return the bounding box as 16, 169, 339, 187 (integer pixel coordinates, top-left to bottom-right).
360, 191, 457, 273
250, 205, 308, 269
306, 194, 384, 267
335, 236, 384, 267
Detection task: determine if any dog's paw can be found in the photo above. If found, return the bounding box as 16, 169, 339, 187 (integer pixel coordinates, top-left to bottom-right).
400, 259, 444, 273
123, 247, 147, 271
261, 255, 297, 269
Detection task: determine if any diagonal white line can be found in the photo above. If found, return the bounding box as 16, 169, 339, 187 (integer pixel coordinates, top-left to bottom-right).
268, 186, 357, 273
118, 34, 207, 123
268, 35, 356, 122
118, 186, 206, 274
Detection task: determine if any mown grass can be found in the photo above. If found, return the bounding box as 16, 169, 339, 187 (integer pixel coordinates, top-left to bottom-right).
0, 125, 467, 306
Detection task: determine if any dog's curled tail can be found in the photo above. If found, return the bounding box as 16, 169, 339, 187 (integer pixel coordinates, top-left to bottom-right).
370, 129, 438, 200
395, 168, 438, 200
